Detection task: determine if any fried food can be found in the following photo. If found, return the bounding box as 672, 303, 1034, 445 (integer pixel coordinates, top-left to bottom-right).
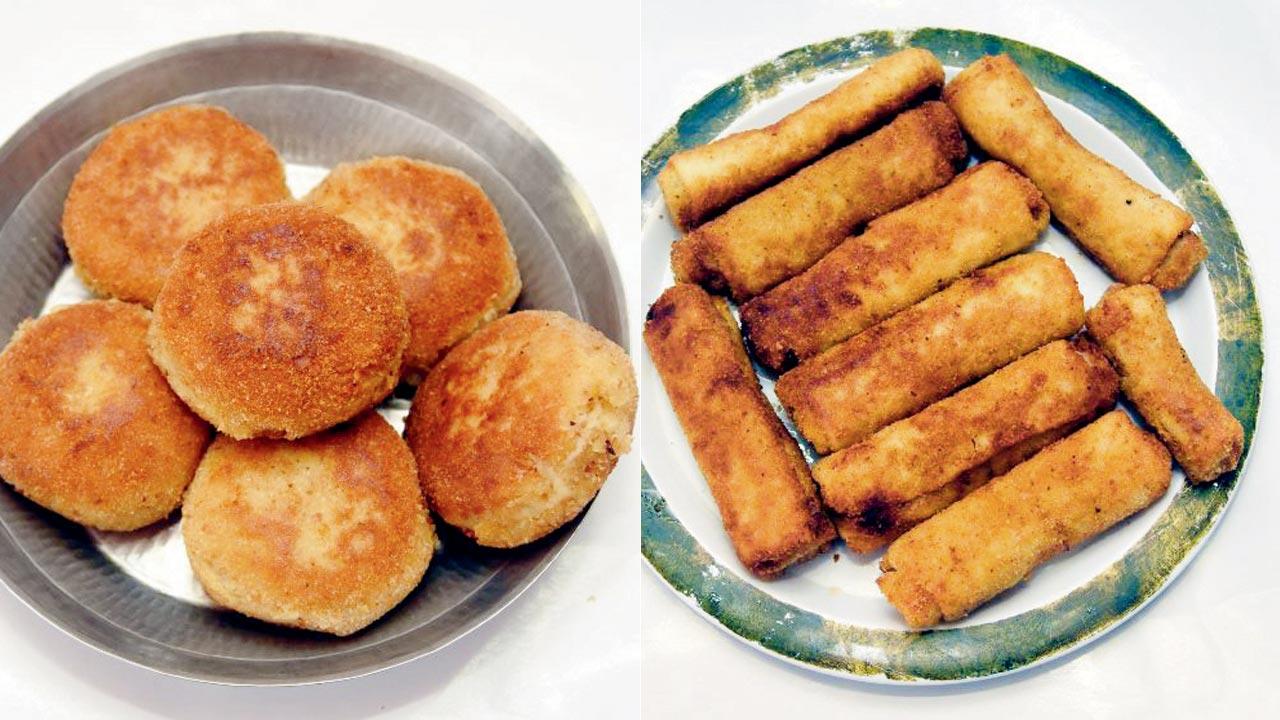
305, 156, 521, 379
148, 203, 408, 440
61, 105, 290, 307
658, 48, 944, 229
850, 425, 1073, 553
812, 338, 1119, 553
1086, 284, 1243, 482
671, 101, 967, 301
405, 311, 636, 548
644, 284, 835, 577
742, 161, 1049, 372
943, 55, 1206, 289
877, 410, 1171, 628
183, 411, 432, 636
776, 252, 1084, 454
0, 301, 210, 530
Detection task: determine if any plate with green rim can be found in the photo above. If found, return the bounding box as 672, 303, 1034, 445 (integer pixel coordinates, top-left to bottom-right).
640, 27, 1262, 684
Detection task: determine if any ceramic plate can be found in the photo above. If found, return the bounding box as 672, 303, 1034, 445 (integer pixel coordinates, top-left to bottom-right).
640, 28, 1261, 683
0, 32, 625, 685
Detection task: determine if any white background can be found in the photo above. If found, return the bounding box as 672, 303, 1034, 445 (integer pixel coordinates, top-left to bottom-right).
642, 0, 1280, 717
0, 1, 638, 718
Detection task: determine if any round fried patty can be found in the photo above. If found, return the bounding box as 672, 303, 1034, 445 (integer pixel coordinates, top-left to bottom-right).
0, 301, 211, 530
306, 156, 521, 379
62, 104, 289, 306
148, 202, 409, 440
405, 311, 636, 547
183, 411, 433, 636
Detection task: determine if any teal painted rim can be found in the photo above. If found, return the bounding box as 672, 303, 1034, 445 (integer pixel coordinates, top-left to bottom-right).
640, 28, 1263, 683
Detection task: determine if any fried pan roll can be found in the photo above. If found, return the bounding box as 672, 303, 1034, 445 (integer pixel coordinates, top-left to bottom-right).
672, 102, 967, 302
839, 423, 1073, 555
877, 410, 1171, 628
743, 161, 1049, 372
658, 48, 945, 230
644, 284, 835, 577
812, 338, 1119, 553
776, 252, 1084, 455
943, 55, 1206, 289
1086, 283, 1243, 482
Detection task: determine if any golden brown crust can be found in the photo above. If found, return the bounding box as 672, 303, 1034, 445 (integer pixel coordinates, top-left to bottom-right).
812, 338, 1119, 552
1085, 283, 1243, 482
943, 55, 1201, 288
305, 157, 521, 377
836, 423, 1074, 553
742, 161, 1049, 371
183, 411, 433, 636
877, 411, 1171, 628
405, 311, 636, 548
644, 284, 835, 577
776, 252, 1084, 454
61, 105, 290, 306
1147, 231, 1209, 290
671, 101, 967, 302
0, 301, 211, 530
148, 202, 408, 439
658, 48, 944, 229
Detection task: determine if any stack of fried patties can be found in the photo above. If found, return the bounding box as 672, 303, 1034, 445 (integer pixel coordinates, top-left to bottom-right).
646, 49, 1242, 628
0, 105, 636, 636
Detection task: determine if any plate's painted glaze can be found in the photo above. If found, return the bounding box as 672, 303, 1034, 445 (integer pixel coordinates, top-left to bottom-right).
640, 28, 1262, 683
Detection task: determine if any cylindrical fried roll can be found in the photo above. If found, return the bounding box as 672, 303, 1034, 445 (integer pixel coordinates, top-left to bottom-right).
777, 252, 1084, 455
658, 48, 945, 230
840, 423, 1073, 554
877, 410, 1171, 628
943, 55, 1207, 289
742, 161, 1048, 372
812, 338, 1119, 553
672, 102, 967, 302
644, 284, 835, 577
1085, 283, 1244, 482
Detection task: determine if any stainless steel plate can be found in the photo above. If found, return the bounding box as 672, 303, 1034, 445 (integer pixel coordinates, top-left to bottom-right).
0, 32, 625, 685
